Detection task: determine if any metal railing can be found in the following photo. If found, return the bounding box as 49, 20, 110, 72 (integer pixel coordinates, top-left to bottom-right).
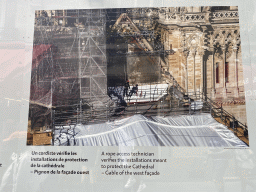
204, 95, 248, 137
52, 85, 248, 145
167, 87, 248, 141
184, 90, 248, 139
162, 71, 185, 93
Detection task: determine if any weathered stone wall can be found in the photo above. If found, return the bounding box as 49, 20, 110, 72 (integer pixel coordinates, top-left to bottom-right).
156, 7, 244, 101
223, 104, 247, 125
120, 6, 245, 103
127, 55, 161, 85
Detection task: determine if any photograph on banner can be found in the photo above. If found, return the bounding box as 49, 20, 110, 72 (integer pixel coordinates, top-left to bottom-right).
27, 6, 248, 147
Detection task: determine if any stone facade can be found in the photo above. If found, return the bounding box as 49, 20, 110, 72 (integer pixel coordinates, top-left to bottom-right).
157, 6, 244, 101
117, 6, 247, 124
156, 6, 247, 124
119, 6, 244, 101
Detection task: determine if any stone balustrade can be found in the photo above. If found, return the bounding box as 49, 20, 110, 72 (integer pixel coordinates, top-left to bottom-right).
159, 10, 239, 24
212, 11, 239, 19
159, 12, 206, 24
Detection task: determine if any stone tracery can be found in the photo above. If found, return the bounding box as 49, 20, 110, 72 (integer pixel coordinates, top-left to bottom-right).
155, 6, 243, 102
114, 6, 246, 123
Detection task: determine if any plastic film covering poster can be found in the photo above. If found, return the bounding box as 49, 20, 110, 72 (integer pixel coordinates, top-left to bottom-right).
1, 0, 256, 191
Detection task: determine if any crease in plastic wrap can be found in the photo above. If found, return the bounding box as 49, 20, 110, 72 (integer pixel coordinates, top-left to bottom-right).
54, 114, 248, 147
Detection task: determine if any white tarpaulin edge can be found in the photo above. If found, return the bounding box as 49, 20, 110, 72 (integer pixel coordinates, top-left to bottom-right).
54, 114, 248, 147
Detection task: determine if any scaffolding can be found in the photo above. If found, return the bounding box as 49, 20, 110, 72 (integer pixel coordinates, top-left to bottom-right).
29, 9, 113, 136
29, 8, 183, 132
28, 8, 248, 146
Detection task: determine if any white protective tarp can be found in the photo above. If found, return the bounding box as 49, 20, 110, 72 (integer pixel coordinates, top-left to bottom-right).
55, 114, 248, 147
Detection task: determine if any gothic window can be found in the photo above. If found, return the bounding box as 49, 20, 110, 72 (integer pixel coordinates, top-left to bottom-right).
170, 44, 172, 50
216, 62, 219, 83
225, 62, 229, 83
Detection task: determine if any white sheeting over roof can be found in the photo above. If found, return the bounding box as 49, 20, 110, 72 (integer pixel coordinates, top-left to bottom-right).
55, 114, 248, 147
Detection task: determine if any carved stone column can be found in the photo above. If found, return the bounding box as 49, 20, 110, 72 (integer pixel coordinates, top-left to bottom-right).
233, 46, 239, 97
198, 49, 205, 96
183, 50, 189, 93
209, 47, 215, 98
62, 10, 66, 27
221, 45, 227, 98
191, 49, 196, 93
208, 31, 215, 99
